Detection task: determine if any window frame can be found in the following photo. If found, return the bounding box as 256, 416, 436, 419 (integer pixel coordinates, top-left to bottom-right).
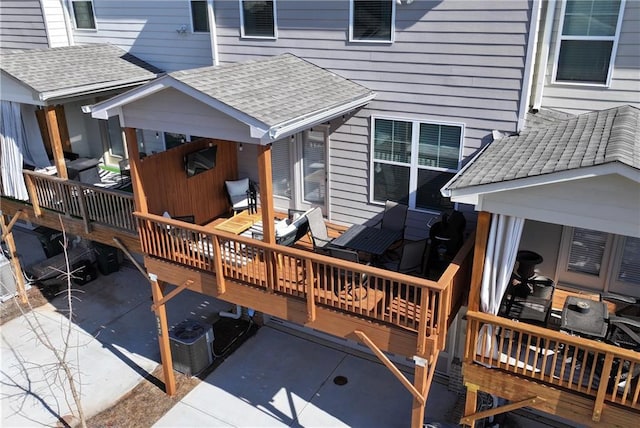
190, 0, 210, 33
349, 0, 395, 44
239, 0, 278, 40
369, 115, 463, 213
551, 0, 625, 87
557, 227, 640, 297
69, 0, 97, 31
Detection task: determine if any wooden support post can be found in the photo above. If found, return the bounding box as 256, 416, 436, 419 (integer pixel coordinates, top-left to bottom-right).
24, 174, 42, 217
463, 382, 479, 428
411, 361, 429, 428
0, 214, 27, 303
1, 210, 23, 240
124, 128, 148, 213
211, 236, 226, 294
149, 275, 177, 396
75, 183, 91, 233
257, 144, 275, 244
468, 211, 491, 312
44, 105, 68, 179
305, 258, 316, 322
151, 279, 193, 311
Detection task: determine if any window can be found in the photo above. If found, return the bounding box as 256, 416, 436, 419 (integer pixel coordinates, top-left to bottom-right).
371, 118, 462, 212
240, 1, 276, 38
191, 1, 209, 32
70, 1, 96, 30
558, 227, 640, 297
553, 0, 624, 85
350, 0, 394, 42
106, 116, 124, 158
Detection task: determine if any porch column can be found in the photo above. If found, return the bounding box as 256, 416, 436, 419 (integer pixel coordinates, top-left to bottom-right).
257, 144, 275, 244
468, 211, 491, 312
149, 275, 177, 396
124, 128, 148, 213
43, 105, 69, 179
410, 363, 428, 428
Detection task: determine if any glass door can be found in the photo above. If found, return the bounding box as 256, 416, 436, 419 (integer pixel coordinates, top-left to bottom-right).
300, 128, 328, 213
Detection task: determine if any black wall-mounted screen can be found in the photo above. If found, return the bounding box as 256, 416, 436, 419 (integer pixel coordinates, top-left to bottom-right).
185, 145, 217, 177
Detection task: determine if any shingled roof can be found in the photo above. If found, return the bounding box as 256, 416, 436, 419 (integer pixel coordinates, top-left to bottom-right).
168, 53, 374, 127
443, 105, 640, 192
0, 44, 161, 101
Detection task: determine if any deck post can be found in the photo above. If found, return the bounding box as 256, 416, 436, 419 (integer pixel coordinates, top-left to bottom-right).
124, 127, 148, 213
0, 213, 28, 303
149, 274, 177, 396
257, 144, 275, 244
411, 361, 428, 428
468, 211, 491, 312
462, 382, 479, 427
44, 105, 69, 179
23, 173, 42, 217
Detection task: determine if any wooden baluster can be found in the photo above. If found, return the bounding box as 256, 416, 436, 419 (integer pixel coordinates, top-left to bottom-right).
592, 353, 614, 422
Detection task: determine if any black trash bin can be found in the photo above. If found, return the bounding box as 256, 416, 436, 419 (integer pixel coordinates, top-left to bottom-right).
71, 259, 97, 286
93, 242, 121, 275
33, 226, 64, 258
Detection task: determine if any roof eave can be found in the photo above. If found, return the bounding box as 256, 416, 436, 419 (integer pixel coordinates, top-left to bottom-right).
42, 76, 157, 103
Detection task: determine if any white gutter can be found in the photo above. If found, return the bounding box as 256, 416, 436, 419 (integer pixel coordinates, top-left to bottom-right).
263, 93, 376, 143
208, 0, 219, 66
532, 0, 557, 110
41, 77, 156, 102
517, 0, 542, 132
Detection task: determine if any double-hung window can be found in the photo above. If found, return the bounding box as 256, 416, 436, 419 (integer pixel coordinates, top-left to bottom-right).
240, 0, 276, 38
350, 0, 394, 42
70, 0, 96, 30
553, 0, 625, 85
558, 227, 640, 297
371, 117, 462, 212
191, 1, 210, 32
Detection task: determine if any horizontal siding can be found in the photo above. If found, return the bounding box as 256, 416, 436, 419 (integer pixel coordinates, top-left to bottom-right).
540, 0, 640, 114
71, 1, 213, 72
0, 0, 48, 50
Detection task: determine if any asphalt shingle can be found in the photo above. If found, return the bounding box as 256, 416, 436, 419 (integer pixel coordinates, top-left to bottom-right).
0, 44, 160, 98
447, 105, 640, 190
169, 54, 373, 126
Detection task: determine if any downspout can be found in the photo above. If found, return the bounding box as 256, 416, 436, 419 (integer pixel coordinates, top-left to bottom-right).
517, 0, 542, 132
59, 0, 75, 46
532, 0, 557, 111
208, 0, 219, 66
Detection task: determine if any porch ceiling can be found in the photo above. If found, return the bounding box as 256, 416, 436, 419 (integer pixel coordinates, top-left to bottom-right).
90, 54, 376, 144
0, 44, 160, 105
441, 105, 640, 236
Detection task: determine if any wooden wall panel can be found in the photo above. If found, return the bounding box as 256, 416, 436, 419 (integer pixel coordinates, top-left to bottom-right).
139, 139, 238, 224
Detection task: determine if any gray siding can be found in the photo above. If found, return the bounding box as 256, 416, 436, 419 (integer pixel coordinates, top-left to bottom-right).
538, 0, 640, 114
0, 0, 48, 51
71, 1, 213, 72
214, 0, 532, 232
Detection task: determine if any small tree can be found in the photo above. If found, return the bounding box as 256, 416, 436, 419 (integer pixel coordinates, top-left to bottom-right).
1, 219, 86, 428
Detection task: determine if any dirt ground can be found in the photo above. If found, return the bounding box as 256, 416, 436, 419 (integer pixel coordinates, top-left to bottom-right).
0, 286, 49, 326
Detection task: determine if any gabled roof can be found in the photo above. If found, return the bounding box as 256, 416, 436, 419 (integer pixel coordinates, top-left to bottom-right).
0, 44, 161, 102
91, 53, 375, 143
443, 105, 640, 196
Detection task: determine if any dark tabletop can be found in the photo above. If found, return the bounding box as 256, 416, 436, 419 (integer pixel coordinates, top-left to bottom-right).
331, 224, 402, 256
561, 296, 609, 338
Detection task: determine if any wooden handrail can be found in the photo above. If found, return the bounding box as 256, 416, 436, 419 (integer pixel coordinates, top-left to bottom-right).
23, 170, 133, 197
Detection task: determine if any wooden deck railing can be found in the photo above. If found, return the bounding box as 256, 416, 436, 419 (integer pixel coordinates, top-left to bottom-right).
136, 212, 475, 351
22, 170, 136, 233
465, 311, 640, 417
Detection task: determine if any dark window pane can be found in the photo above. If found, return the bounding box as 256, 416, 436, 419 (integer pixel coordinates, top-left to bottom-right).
563, 0, 620, 36
73, 1, 95, 29
416, 170, 455, 212
373, 163, 409, 205
106, 116, 124, 157
557, 40, 612, 84
191, 1, 209, 32
374, 118, 411, 164
353, 0, 392, 41
243, 1, 275, 37
164, 133, 186, 150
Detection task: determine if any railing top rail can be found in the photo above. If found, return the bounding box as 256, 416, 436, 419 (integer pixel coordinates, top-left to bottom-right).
135, 211, 449, 291
467, 310, 640, 362
23, 169, 134, 198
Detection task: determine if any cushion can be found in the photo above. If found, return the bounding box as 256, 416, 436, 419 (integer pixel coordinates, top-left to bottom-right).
276, 223, 297, 238
225, 178, 250, 197
229, 194, 249, 209
163, 211, 172, 219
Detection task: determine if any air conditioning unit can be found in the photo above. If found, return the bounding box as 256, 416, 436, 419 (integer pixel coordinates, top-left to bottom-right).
169, 320, 214, 376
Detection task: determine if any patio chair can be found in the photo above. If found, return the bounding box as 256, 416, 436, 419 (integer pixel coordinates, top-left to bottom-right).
306, 207, 334, 253
329, 248, 368, 300
382, 239, 428, 275
375, 200, 408, 235
224, 178, 258, 215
